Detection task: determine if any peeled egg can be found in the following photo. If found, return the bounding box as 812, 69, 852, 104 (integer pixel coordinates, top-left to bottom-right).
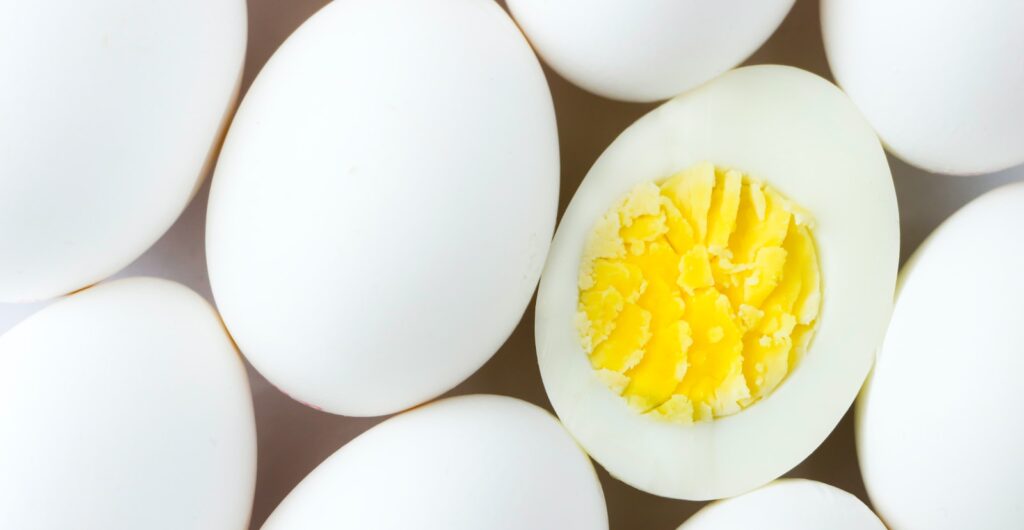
857, 182, 1024, 530
0, 278, 256, 529
206, 0, 557, 416
678, 479, 885, 529
536, 65, 898, 500
506, 0, 794, 102
0, 1, 246, 302
262, 395, 607, 529
822, 0, 1024, 175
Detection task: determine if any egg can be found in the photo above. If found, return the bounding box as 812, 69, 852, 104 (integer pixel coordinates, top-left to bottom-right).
822, 0, 1024, 175
506, 0, 794, 102
206, 0, 558, 416
536, 65, 898, 500
678, 479, 885, 529
0, 1, 247, 302
261, 394, 607, 529
857, 182, 1024, 530
0, 278, 256, 529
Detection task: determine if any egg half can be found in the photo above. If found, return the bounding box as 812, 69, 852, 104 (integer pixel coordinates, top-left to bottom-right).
822, 0, 1024, 175
0, 278, 256, 529
261, 395, 607, 530
536, 65, 898, 500
678, 479, 885, 530
858, 182, 1024, 530
0, 0, 246, 302
507, 0, 794, 102
206, 0, 558, 416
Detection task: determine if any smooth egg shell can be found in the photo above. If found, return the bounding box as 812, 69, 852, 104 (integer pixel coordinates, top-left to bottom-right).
857, 182, 1024, 530
822, 0, 1024, 175
0, 278, 257, 529
261, 395, 607, 530
678, 479, 885, 530
507, 0, 794, 102
206, 0, 558, 416
0, 0, 246, 302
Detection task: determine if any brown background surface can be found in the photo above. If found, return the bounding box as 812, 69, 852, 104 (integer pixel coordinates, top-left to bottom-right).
1, 1, 1022, 528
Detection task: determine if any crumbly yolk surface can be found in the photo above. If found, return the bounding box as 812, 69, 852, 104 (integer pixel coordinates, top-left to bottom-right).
576, 162, 821, 424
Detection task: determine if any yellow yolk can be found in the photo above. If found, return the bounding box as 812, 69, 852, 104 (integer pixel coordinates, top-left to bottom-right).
577, 162, 821, 424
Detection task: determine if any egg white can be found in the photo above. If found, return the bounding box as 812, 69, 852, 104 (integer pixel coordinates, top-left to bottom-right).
536, 65, 898, 500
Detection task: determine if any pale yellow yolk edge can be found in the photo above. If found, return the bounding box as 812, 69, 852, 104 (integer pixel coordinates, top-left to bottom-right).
576, 162, 821, 424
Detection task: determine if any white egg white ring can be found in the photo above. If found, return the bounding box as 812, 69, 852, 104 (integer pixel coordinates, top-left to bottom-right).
536, 65, 898, 500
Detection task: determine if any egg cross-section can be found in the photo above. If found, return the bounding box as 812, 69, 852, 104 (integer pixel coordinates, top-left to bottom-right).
536, 65, 898, 500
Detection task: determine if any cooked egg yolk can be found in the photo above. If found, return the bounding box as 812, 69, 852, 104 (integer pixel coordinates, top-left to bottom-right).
576, 162, 821, 424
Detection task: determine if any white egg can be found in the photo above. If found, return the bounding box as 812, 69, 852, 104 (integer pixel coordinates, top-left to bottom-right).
0, 1, 246, 302
207, 0, 558, 416
0, 278, 256, 529
536, 65, 898, 500
857, 182, 1024, 530
262, 394, 607, 530
506, 0, 794, 102
678, 479, 885, 530
822, 0, 1024, 175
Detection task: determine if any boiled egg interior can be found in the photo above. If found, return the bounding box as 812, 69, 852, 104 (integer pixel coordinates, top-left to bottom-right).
536, 65, 898, 500
577, 161, 821, 423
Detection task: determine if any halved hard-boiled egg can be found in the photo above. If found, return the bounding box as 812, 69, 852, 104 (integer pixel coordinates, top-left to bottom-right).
536, 65, 898, 500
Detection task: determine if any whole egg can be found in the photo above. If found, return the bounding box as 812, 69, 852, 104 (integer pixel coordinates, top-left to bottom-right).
0, 278, 257, 529
206, 0, 559, 416
0, 0, 247, 302
507, 0, 794, 102
858, 182, 1024, 530
261, 395, 607, 530
678, 480, 884, 530
822, 0, 1024, 175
